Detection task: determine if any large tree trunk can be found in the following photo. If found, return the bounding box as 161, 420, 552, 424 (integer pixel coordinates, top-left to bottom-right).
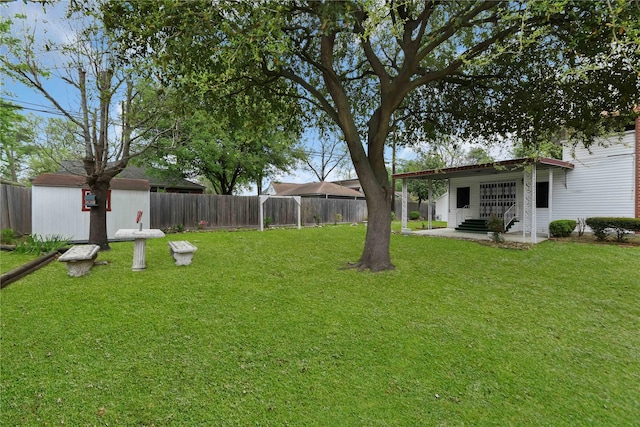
88, 178, 111, 250
359, 184, 394, 271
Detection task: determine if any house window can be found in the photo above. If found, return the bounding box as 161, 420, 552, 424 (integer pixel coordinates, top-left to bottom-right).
536, 182, 549, 208
456, 187, 470, 208
82, 189, 111, 212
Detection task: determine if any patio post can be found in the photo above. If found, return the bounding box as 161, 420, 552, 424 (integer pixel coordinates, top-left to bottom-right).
531, 165, 537, 244
401, 179, 410, 234
548, 169, 553, 238
428, 180, 433, 230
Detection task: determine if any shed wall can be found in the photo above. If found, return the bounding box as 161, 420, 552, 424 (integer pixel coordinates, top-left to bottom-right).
32, 186, 149, 242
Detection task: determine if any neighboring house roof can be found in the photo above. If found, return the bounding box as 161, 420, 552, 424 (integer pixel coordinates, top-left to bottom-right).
392, 157, 574, 180
331, 178, 362, 192
269, 181, 365, 198
56, 161, 205, 192
31, 173, 150, 191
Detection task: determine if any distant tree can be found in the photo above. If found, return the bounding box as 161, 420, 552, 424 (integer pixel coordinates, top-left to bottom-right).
134, 84, 304, 195
303, 125, 349, 182
27, 117, 86, 177
1, 8, 172, 249
399, 155, 447, 209
464, 147, 494, 165
0, 102, 35, 182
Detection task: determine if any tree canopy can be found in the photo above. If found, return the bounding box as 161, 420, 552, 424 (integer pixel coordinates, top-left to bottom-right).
133, 83, 305, 195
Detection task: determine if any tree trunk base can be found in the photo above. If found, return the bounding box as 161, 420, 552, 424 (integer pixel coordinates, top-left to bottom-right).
341, 260, 395, 272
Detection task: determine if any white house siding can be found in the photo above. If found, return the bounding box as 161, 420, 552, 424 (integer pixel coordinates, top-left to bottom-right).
32, 186, 150, 242
553, 130, 636, 222
435, 192, 449, 221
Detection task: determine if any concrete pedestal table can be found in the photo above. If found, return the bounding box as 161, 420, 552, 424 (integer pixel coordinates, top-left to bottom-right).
114, 229, 165, 271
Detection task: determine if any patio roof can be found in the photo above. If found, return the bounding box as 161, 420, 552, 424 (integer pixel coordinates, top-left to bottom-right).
392, 157, 574, 180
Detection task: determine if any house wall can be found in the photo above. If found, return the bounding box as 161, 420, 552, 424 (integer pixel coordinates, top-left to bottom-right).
553, 129, 636, 222
435, 192, 449, 221
32, 186, 149, 242
447, 169, 553, 234
636, 117, 640, 218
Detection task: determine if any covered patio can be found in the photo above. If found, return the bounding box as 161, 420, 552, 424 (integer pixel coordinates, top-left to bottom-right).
393, 157, 574, 244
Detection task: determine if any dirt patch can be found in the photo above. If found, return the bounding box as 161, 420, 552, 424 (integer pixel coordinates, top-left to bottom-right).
548, 234, 640, 247
477, 240, 532, 250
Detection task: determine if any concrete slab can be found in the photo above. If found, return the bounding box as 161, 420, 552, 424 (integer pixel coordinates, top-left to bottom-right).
409, 228, 548, 244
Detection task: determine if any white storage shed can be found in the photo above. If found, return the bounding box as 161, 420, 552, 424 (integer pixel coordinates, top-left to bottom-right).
31, 173, 150, 243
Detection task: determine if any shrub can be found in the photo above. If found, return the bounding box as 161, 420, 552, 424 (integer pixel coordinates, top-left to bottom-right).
409, 211, 421, 220
585, 217, 640, 242
1, 228, 16, 245
14, 234, 69, 255
486, 214, 504, 233
549, 220, 576, 238
264, 216, 273, 228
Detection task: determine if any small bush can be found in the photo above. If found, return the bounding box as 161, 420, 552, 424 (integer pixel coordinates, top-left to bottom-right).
585, 217, 640, 242
549, 220, 576, 237
409, 211, 421, 220
264, 216, 273, 228
486, 214, 504, 233
14, 234, 69, 255
1, 228, 16, 245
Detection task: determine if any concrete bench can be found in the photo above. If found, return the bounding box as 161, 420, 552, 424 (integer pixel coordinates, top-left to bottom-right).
58, 244, 100, 277
168, 241, 197, 266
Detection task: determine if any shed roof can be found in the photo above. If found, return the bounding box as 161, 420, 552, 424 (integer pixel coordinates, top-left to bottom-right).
31, 173, 150, 191
56, 161, 205, 191
271, 181, 365, 198
392, 157, 574, 180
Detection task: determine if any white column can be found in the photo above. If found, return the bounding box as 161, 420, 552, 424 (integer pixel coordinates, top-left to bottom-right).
428, 180, 433, 230
548, 169, 553, 238
401, 179, 410, 234
523, 170, 529, 242
531, 165, 537, 244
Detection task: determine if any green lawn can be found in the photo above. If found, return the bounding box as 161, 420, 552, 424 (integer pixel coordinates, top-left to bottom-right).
1, 225, 638, 425
1, 252, 39, 275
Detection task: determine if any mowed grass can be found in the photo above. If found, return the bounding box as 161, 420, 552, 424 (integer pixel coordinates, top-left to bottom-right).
1, 225, 638, 425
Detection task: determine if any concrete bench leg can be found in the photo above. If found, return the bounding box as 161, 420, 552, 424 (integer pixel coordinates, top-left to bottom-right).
172, 252, 194, 266
65, 260, 95, 277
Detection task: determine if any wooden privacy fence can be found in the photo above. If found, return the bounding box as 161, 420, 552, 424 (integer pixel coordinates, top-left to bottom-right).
150, 193, 370, 229
0, 184, 31, 235
0, 187, 433, 234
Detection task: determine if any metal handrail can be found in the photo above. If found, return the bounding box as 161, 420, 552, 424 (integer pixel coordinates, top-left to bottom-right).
456, 205, 470, 226
503, 203, 517, 231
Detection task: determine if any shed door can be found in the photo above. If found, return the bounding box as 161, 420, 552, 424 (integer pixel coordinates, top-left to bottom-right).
479, 181, 516, 218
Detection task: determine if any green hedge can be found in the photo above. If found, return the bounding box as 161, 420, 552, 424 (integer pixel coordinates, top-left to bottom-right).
585, 217, 640, 241
549, 220, 576, 237
409, 211, 421, 220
